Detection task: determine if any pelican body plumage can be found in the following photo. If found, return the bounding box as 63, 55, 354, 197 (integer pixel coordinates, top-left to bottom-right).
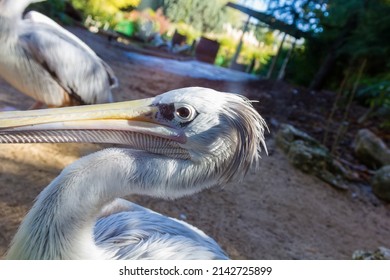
0, 87, 268, 259
0, 0, 117, 108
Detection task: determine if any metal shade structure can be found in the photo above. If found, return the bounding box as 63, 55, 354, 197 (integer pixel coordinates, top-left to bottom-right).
226, 2, 309, 39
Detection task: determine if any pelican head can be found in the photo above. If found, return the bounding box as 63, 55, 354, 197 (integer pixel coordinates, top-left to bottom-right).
0, 87, 267, 189
151, 87, 268, 183
0, 0, 45, 18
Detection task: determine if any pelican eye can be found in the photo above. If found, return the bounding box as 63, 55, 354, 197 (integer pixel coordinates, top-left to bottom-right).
175, 104, 197, 122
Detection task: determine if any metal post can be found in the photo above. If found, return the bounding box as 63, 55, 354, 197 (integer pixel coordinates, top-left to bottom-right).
230, 15, 251, 68
266, 32, 286, 79
277, 37, 296, 80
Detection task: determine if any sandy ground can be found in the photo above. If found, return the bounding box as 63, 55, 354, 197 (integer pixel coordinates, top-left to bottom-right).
0, 27, 389, 259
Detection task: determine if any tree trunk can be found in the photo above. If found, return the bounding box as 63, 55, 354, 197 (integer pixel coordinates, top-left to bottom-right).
308, 47, 338, 91
309, 15, 358, 91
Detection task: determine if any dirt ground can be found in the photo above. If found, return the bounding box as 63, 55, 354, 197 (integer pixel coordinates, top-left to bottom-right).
0, 27, 389, 260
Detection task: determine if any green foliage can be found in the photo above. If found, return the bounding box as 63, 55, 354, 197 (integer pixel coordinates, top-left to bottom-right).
251, 27, 275, 46
70, 0, 140, 22
172, 22, 201, 44
125, 8, 171, 40
115, 20, 136, 36
355, 77, 390, 128
27, 0, 70, 23
214, 33, 274, 72
283, 0, 390, 93
267, 0, 328, 32
214, 35, 238, 67
163, 0, 232, 34
321, 0, 390, 60
160, 0, 273, 69
364, 84, 390, 109
357, 78, 390, 109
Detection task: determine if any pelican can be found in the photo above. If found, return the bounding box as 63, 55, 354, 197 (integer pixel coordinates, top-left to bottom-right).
0, 0, 117, 108
0, 87, 267, 259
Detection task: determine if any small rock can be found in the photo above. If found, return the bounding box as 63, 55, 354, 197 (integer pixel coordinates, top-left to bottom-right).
269, 118, 280, 128
379, 246, 390, 259
287, 140, 330, 173
354, 129, 390, 169
317, 171, 349, 191
276, 124, 349, 190
352, 250, 373, 260
352, 246, 390, 260
371, 165, 390, 202
275, 124, 319, 153
179, 213, 187, 220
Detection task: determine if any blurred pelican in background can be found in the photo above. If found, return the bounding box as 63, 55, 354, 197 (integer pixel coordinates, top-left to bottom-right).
0, 0, 118, 109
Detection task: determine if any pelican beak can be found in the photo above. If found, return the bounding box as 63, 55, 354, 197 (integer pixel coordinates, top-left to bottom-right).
0, 98, 186, 145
